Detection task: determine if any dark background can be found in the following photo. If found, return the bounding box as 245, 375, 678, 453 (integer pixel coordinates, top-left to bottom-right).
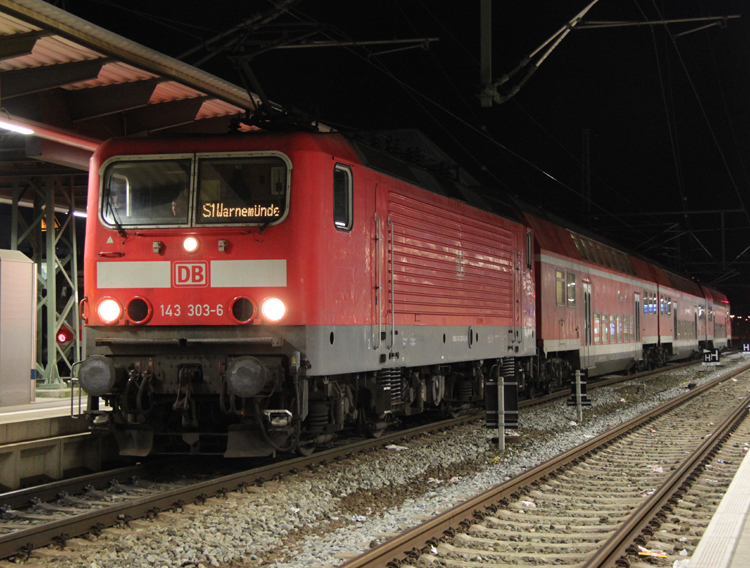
50, 0, 750, 329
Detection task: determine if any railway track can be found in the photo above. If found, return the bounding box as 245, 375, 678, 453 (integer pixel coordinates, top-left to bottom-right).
341, 361, 750, 568
0, 412, 482, 560
0, 355, 740, 562
520, 357, 712, 409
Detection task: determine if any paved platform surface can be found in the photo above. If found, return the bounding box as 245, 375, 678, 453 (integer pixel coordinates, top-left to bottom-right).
0, 395, 91, 447
689, 444, 750, 568
0, 396, 84, 425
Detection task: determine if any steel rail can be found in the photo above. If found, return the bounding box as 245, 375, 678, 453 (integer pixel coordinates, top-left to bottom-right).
339, 361, 750, 568
0, 462, 155, 511
521, 356, 724, 408
0, 412, 479, 559
584, 391, 750, 567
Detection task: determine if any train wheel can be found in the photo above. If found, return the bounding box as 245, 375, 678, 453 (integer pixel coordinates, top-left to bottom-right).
365, 422, 384, 438
297, 440, 316, 456
525, 382, 536, 400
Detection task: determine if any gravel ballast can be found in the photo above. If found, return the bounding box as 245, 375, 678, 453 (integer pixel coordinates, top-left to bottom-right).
13, 355, 750, 568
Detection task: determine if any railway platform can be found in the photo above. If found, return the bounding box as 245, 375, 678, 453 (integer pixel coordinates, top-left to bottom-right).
0, 393, 112, 491
690, 436, 750, 568
0, 394, 87, 438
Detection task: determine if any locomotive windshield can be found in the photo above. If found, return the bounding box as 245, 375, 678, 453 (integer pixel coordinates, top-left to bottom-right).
99, 154, 289, 228
101, 159, 191, 227
196, 156, 288, 225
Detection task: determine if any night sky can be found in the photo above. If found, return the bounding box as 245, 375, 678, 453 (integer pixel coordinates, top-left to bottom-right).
57, 0, 750, 315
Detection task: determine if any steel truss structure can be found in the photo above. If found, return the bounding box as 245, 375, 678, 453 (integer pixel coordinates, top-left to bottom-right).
10, 175, 82, 386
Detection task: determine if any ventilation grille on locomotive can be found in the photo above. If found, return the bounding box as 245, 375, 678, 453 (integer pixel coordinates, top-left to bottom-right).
377, 368, 403, 405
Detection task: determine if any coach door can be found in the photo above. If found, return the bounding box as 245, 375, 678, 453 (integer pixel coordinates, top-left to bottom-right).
634, 293, 641, 343
693, 306, 699, 341
583, 282, 592, 365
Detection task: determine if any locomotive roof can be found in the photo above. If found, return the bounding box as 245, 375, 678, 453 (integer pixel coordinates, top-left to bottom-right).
345, 130, 521, 225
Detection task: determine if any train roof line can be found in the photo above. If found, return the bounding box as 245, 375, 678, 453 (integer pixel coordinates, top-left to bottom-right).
342, 129, 726, 299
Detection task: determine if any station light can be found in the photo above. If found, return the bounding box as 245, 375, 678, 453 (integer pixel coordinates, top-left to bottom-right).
56, 326, 74, 344
0, 120, 33, 135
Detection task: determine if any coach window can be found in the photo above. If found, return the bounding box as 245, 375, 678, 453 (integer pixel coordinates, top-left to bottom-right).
571, 233, 587, 261
660, 295, 665, 314
593, 313, 601, 344
610, 315, 616, 343
526, 230, 532, 270
612, 253, 625, 273
333, 164, 353, 231
602, 314, 609, 344
586, 239, 602, 265
579, 238, 593, 263
555, 269, 565, 306
567, 272, 576, 307
643, 291, 649, 314
597, 244, 612, 268
617, 315, 623, 343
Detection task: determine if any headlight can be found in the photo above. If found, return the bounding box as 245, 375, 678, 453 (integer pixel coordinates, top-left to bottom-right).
261, 298, 286, 322
97, 298, 122, 324
183, 236, 199, 252
126, 297, 152, 324
231, 297, 255, 324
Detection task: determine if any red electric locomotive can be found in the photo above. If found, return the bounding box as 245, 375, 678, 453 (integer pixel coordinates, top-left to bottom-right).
77, 131, 536, 457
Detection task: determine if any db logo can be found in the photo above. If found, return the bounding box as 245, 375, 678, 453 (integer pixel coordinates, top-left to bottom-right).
173, 261, 208, 287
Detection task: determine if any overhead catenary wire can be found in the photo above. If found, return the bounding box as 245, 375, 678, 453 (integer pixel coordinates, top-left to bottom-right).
488, 0, 601, 105
416, 0, 651, 213
279, 0, 698, 252
631, 0, 694, 251
646, 0, 749, 227
699, 0, 750, 270
77, 0, 215, 38
87, 0, 741, 280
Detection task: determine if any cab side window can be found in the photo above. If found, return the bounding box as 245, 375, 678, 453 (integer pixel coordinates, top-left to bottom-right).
333, 164, 353, 231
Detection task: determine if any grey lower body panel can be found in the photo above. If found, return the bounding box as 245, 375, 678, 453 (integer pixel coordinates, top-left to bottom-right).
304, 324, 536, 375
86, 323, 536, 377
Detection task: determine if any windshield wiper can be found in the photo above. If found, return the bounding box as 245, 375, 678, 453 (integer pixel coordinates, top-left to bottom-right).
103, 185, 127, 238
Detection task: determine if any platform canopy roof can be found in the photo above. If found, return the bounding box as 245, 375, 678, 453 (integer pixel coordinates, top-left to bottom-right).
0, 0, 259, 209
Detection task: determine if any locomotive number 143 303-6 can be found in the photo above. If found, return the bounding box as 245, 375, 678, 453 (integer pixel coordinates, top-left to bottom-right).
160, 304, 224, 317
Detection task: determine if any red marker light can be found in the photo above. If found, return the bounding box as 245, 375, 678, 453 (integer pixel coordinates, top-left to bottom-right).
56, 326, 74, 344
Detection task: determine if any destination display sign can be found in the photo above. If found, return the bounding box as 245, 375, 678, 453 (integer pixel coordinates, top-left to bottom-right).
201, 203, 282, 219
